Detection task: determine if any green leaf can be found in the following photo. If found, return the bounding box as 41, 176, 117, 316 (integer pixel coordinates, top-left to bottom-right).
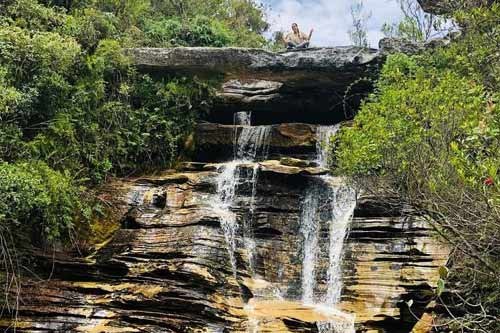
436, 279, 445, 297
438, 266, 449, 279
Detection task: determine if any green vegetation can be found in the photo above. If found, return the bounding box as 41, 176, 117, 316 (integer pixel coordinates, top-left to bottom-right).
381, 0, 445, 42
336, 3, 499, 331
0, 0, 268, 303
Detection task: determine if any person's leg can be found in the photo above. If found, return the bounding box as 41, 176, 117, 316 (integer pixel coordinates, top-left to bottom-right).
296, 41, 309, 49
287, 41, 297, 49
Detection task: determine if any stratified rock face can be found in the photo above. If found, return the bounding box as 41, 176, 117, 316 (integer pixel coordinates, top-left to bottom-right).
6, 45, 450, 333
4, 163, 448, 332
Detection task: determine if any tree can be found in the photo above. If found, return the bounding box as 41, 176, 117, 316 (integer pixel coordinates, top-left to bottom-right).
382, 0, 445, 42
348, 0, 372, 47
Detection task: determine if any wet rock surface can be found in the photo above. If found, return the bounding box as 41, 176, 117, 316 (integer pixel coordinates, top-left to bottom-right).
5, 164, 448, 332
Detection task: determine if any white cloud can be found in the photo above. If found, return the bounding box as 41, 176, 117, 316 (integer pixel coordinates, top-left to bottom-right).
262, 0, 406, 48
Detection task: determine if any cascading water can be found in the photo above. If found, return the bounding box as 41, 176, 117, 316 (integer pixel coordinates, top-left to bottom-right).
315, 124, 341, 169
212, 111, 271, 278
212, 161, 240, 276
326, 185, 357, 305
300, 185, 321, 304
298, 125, 357, 332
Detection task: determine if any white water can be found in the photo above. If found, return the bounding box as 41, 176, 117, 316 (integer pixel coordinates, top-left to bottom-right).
317, 318, 355, 333
316, 125, 341, 168
300, 185, 321, 304
235, 126, 271, 161
326, 184, 357, 305
212, 112, 271, 278
212, 161, 240, 276
298, 124, 357, 332
245, 164, 260, 273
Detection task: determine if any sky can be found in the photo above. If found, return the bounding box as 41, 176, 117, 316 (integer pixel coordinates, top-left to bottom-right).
262, 0, 409, 48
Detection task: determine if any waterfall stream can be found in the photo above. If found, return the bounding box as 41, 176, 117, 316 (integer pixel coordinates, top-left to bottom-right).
212, 111, 271, 278
213, 120, 356, 332
315, 124, 341, 169
300, 184, 321, 305
299, 125, 357, 332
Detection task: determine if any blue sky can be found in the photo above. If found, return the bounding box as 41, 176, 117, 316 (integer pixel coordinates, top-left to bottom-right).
262, 0, 408, 47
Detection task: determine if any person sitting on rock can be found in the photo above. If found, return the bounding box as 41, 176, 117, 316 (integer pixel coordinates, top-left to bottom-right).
283, 23, 313, 49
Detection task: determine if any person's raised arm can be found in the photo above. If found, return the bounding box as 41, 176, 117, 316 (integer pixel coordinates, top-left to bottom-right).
282, 33, 288, 45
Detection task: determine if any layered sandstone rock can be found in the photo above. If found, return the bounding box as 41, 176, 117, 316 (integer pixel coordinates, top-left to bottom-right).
4, 163, 448, 332
128, 47, 381, 88
129, 47, 382, 124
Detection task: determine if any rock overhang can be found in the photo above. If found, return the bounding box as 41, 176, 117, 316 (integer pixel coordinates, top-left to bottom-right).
128, 46, 384, 124
128, 39, 450, 124
128, 46, 382, 86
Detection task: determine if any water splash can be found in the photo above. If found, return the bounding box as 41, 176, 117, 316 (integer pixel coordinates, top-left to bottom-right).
316, 125, 341, 168
317, 318, 355, 333
315, 305, 356, 333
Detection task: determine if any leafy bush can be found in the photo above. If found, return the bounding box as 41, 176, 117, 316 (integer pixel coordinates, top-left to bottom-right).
0, 161, 83, 242
143, 16, 233, 47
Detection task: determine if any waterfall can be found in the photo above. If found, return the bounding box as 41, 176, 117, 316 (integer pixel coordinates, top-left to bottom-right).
234, 111, 252, 126
300, 184, 321, 304
213, 161, 240, 276
326, 184, 356, 305
298, 124, 356, 332
316, 125, 341, 168
212, 111, 271, 278
245, 164, 260, 273
235, 126, 271, 161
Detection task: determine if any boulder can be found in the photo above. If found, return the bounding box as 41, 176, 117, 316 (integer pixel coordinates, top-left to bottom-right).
128, 46, 382, 88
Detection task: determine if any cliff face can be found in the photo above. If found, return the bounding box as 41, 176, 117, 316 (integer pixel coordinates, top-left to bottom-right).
3, 47, 449, 333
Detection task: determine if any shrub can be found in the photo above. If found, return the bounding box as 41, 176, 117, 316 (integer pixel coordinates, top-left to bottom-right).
0, 161, 83, 242
143, 16, 233, 47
